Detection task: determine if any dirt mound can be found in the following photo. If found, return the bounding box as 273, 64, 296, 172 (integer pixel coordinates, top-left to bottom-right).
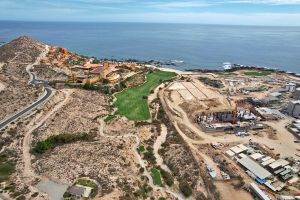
0, 36, 44, 63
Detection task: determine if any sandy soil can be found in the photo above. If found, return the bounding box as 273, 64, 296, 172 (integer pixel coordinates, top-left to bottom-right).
0, 81, 5, 92
215, 181, 253, 200
153, 124, 171, 173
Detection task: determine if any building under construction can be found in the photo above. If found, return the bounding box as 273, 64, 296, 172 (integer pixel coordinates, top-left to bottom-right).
196, 107, 258, 132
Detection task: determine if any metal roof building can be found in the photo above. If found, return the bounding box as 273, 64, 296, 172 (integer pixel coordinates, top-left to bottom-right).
250, 153, 264, 160
261, 156, 271, 163
261, 159, 276, 167
225, 150, 235, 157
238, 157, 272, 180
250, 182, 271, 200
269, 159, 290, 171
230, 146, 244, 154
237, 144, 249, 151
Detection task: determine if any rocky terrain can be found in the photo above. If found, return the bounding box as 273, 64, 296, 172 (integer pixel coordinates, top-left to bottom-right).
33, 89, 111, 141
32, 64, 68, 82
0, 36, 44, 63
33, 137, 138, 189
0, 36, 45, 121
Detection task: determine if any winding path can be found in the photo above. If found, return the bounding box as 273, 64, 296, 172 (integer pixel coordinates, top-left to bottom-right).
98, 118, 185, 200
153, 124, 171, 173
0, 45, 51, 131
22, 89, 72, 180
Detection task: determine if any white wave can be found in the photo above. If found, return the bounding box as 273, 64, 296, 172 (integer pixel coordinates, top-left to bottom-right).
172, 60, 184, 63
222, 62, 232, 70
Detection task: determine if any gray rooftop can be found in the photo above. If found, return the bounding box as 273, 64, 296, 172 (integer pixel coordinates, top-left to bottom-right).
238, 156, 272, 180
69, 185, 85, 196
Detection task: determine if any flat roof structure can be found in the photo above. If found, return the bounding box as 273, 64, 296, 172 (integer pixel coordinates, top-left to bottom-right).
237, 144, 249, 151
261, 159, 276, 167
75, 184, 93, 198
226, 150, 235, 157
238, 153, 247, 158
261, 156, 271, 163
238, 157, 272, 180
250, 182, 271, 200
269, 159, 289, 170
230, 146, 244, 154
250, 153, 264, 160
270, 92, 282, 97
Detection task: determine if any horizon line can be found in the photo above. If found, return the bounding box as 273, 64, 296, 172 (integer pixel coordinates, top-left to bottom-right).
0, 19, 300, 28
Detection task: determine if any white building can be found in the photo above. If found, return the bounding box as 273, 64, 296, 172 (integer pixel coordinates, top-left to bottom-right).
285, 83, 296, 92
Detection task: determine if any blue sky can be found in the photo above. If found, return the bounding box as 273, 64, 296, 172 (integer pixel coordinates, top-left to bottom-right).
0, 0, 300, 26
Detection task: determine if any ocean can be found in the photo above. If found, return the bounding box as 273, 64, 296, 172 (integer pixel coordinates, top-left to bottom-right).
0, 21, 299, 73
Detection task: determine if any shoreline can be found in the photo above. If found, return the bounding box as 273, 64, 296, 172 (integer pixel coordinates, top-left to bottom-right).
121, 58, 300, 77
157, 64, 300, 78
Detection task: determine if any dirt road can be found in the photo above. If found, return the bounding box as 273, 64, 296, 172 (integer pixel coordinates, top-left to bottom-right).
98, 118, 185, 200
162, 83, 299, 159
22, 89, 72, 181
153, 124, 171, 173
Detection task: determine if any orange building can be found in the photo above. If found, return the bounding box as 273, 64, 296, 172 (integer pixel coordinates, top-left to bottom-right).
103, 61, 109, 69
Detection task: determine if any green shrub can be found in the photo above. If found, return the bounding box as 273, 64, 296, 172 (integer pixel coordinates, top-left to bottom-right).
0, 161, 15, 182
137, 145, 145, 153
16, 195, 26, 200
159, 168, 174, 187
179, 181, 193, 197
33, 133, 92, 154
104, 115, 116, 123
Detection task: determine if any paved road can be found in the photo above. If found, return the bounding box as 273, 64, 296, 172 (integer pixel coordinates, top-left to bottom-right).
0, 87, 52, 130
0, 45, 52, 130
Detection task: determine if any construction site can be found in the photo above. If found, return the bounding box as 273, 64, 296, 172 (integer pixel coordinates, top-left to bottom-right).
160, 70, 300, 200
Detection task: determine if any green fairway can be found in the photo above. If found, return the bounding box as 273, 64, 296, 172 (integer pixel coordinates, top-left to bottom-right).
150, 168, 163, 186
243, 71, 272, 76
114, 70, 176, 121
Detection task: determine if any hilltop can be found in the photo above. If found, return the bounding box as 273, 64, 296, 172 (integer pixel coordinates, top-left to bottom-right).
0, 36, 45, 63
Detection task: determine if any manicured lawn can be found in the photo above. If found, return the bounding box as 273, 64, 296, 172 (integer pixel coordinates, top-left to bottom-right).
150, 168, 163, 186
114, 71, 176, 121
76, 179, 97, 189
243, 71, 272, 76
